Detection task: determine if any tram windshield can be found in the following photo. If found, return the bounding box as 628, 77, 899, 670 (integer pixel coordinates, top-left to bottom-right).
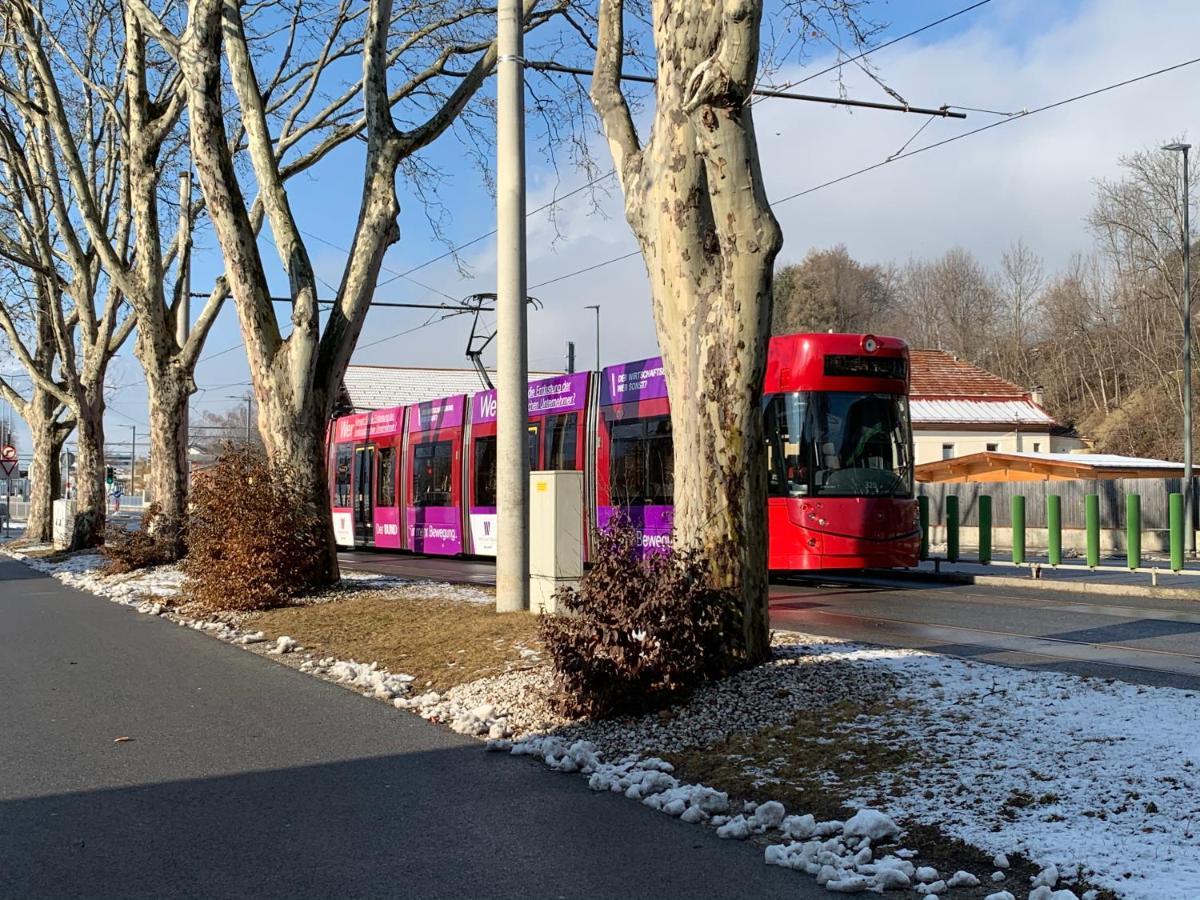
763, 391, 912, 498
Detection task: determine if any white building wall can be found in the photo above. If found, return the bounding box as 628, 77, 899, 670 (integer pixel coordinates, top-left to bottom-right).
914, 429, 1049, 465
914, 428, 1087, 465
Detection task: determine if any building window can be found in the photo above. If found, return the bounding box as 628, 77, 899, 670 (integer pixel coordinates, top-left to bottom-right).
941, 443, 954, 460
1033, 442, 1041, 452
986, 443, 999, 452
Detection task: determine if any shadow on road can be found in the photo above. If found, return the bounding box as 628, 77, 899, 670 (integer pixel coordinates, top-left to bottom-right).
0, 746, 800, 900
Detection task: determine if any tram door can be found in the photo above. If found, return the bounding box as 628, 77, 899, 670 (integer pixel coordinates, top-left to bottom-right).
353, 446, 375, 544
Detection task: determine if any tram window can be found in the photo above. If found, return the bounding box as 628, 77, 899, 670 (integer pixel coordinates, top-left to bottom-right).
610, 415, 673, 506
474, 436, 497, 507
377, 446, 396, 507
334, 445, 352, 507
810, 393, 911, 496
543, 413, 578, 470
763, 394, 809, 497
412, 440, 453, 507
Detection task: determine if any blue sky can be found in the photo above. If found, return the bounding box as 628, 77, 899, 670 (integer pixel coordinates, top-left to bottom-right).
18, 0, 1200, 459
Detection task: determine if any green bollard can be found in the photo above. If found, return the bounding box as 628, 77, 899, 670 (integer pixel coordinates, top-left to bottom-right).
918, 496, 930, 561
1012, 495, 1026, 565
1125, 494, 1141, 571
978, 495, 992, 565
946, 495, 960, 563
1170, 492, 1184, 572
1047, 494, 1062, 567
1085, 494, 1100, 568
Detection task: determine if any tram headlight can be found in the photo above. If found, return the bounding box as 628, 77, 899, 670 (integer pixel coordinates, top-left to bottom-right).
862, 334, 879, 354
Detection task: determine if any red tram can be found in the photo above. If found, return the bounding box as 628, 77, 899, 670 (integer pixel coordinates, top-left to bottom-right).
329, 333, 919, 570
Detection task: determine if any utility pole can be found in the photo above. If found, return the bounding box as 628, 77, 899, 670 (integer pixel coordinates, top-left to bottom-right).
566, 341, 575, 374
129, 425, 137, 495
177, 171, 192, 466
585, 304, 600, 371
495, 0, 529, 611
1165, 142, 1194, 555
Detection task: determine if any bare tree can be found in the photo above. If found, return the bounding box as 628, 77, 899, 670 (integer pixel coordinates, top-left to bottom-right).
0, 265, 74, 541
590, 0, 803, 663
994, 239, 1044, 385
129, 0, 566, 582
0, 4, 137, 547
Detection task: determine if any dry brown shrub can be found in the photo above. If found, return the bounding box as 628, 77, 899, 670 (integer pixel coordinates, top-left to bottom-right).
538, 520, 744, 719
183, 447, 328, 613
101, 503, 179, 574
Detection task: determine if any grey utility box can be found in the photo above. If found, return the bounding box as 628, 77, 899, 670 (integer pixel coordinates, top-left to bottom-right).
529, 470, 584, 614
52, 499, 76, 549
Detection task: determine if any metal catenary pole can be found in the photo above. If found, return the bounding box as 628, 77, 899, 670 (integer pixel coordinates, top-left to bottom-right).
495, 0, 530, 612
178, 171, 192, 469
1184, 147, 1194, 555
129, 425, 137, 495
586, 304, 600, 371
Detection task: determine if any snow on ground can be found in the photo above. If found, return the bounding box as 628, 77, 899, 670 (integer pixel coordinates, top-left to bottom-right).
450, 635, 1198, 899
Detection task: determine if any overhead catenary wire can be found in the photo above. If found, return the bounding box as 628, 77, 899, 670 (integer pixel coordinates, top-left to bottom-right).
759, 0, 995, 97
524, 54, 1200, 290
383, 2, 995, 286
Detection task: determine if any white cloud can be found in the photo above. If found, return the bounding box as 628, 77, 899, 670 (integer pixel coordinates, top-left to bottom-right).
352, 0, 1200, 375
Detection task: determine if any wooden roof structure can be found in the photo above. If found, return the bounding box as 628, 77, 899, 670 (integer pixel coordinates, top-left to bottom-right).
916, 451, 1191, 483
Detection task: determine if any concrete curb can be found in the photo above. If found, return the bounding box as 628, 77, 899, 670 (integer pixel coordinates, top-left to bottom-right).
797, 567, 1200, 602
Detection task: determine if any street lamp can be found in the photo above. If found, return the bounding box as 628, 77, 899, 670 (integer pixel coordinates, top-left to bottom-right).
585, 304, 600, 371
1164, 141, 1193, 555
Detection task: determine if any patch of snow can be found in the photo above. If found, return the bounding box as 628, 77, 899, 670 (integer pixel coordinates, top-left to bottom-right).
946, 870, 980, 888
842, 808, 901, 843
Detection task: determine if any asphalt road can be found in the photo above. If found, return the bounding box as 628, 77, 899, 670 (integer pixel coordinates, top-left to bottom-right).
341, 550, 1200, 689
0, 556, 810, 900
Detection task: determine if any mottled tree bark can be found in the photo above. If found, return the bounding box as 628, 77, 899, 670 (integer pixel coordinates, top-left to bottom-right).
18, 385, 70, 543
592, 0, 782, 662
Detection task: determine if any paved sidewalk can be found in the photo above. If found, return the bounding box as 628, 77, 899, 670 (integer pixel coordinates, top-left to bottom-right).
0, 557, 806, 899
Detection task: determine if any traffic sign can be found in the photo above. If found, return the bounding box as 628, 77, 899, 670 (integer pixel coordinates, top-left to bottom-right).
0, 459, 17, 477
1, 446, 15, 461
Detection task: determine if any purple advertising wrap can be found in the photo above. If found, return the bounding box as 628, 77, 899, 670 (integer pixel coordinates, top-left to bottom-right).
409, 395, 464, 432
407, 506, 463, 554
597, 504, 673, 555
600, 357, 668, 405
373, 506, 402, 549
471, 372, 590, 424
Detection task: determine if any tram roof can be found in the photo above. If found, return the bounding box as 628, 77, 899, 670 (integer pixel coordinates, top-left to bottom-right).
340, 365, 562, 412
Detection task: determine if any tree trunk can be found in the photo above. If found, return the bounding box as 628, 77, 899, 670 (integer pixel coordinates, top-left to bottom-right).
24, 389, 68, 543
256, 384, 340, 583
592, 0, 782, 664
144, 367, 192, 556
69, 403, 106, 550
